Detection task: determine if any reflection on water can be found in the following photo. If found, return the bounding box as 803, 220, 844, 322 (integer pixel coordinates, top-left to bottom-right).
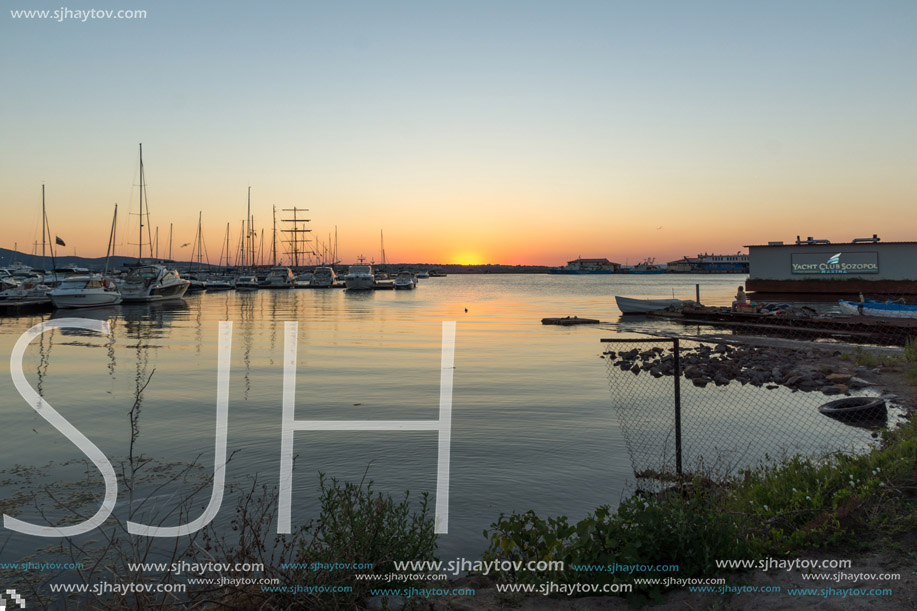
1, 274, 809, 558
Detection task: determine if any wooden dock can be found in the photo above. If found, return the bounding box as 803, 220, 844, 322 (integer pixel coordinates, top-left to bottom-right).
649, 307, 917, 345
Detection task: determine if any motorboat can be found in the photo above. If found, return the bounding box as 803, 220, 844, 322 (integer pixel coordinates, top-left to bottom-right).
344, 263, 374, 290
310, 267, 337, 288
235, 275, 260, 291
414, 270, 430, 279
615, 296, 695, 314
838, 299, 917, 319
623, 258, 665, 274
41, 266, 92, 287
119, 264, 190, 302
0, 276, 51, 302
265, 267, 295, 288
394, 271, 416, 290
295, 271, 314, 287
205, 276, 235, 291
49, 274, 121, 308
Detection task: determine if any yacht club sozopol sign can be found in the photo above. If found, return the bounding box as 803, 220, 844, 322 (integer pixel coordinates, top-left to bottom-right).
790, 252, 879, 275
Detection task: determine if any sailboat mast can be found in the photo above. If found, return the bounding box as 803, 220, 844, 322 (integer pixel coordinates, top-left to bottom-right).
272, 205, 277, 266
138, 143, 143, 262
168, 222, 173, 261
41, 184, 46, 265
104, 204, 118, 276
247, 186, 252, 271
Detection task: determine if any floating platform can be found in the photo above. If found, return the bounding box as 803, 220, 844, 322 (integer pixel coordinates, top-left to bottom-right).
542, 316, 601, 326
649, 307, 917, 345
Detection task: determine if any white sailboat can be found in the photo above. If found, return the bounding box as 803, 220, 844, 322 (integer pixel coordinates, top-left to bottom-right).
50, 205, 122, 308
119, 144, 190, 302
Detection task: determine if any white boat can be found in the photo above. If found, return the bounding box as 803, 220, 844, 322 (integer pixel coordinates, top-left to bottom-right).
414, 270, 430, 279
615, 296, 694, 314
394, 271, 416, 289
49, 275, 121, 308
838, 299, 917, 319
310, 267, 337, 288
205, 276, 235, 291
235, 275, 260, 291
120, 264, 190, 302
264, 267, 295, 288
344, 262, 374, 290
0, 276, 51, 302
294, 272, 313, 288
119, 145, 190, 303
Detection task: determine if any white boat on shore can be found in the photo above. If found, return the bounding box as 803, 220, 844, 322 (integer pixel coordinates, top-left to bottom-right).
615, 296, 695, 314
49, 275, 121, 308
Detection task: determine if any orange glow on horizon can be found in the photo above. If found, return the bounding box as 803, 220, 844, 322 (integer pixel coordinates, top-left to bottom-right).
449, 252, 486, 266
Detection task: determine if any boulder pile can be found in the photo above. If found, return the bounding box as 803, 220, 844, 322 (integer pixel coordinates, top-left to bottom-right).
602, 343, 875, 394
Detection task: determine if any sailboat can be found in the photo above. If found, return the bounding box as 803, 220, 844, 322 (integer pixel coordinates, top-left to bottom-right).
119, 144, 191, 302
49, 204, 122, 308
235, 187, 260, 291
1, 186, 53, 302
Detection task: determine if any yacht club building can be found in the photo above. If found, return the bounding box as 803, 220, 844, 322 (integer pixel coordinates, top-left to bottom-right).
744, 235, 917, 295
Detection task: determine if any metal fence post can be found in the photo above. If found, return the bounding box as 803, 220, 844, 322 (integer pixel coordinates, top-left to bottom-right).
673, 338, 682, 478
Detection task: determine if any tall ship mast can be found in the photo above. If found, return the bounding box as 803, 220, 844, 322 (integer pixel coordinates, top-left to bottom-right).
281, 207, 312, 270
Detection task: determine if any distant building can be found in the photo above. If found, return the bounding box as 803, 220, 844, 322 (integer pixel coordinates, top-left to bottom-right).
666, 256, 699, 273
665, 253, 748, 273
695, 253, 749, 273
550, 257, 621, 274
745, 234, 917, 295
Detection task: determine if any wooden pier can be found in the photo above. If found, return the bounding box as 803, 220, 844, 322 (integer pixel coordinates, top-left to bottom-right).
649, 307, 917, 345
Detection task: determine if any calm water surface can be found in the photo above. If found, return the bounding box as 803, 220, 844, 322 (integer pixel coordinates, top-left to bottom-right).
1, 273, 848, 560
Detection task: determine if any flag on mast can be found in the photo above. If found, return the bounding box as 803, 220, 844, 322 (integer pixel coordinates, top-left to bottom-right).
56, 236, 66, 246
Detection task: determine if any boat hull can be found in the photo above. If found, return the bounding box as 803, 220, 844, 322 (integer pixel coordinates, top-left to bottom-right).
838, 300, 917, 319
50, 290, 121, 308
615, 296, 689, 314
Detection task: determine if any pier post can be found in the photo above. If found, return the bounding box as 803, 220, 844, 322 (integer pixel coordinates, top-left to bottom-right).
673, 338, 682, 479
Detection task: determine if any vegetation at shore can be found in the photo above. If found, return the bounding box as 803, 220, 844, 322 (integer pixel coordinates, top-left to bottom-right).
483, 409, 916, 602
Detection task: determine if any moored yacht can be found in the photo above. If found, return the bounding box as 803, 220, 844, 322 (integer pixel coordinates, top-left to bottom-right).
394, 271, 416, 289
0, 276, 51, 302
265, 266, 295, 288
344, 262, 374, 290
119, 264, 190, 302
49, 275, 121, 308
311, 266, 337, 287
235, 275, 260, 291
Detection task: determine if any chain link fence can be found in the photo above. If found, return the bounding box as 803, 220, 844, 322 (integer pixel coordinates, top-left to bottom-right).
602, 333, 911, 493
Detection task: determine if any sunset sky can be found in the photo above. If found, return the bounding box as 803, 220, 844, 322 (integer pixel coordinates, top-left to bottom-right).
2, 1, 915, 266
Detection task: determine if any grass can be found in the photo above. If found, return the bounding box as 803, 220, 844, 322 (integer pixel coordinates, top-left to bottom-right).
483, 414, 917, 601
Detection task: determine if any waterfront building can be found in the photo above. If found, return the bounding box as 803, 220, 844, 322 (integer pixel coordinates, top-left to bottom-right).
665, 253, 748, 273
550, 257, 621, 274
745, 235, 917, 295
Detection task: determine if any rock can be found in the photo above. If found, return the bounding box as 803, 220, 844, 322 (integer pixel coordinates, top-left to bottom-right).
766, 384, 779, 390
820, 385, 844, 396
796, 380, 820, 392
365, 595, 405, 611
692, 378, 709, 388
630, 364, 641, 375
847, 377, 874, 389
826, 373, 852, 383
